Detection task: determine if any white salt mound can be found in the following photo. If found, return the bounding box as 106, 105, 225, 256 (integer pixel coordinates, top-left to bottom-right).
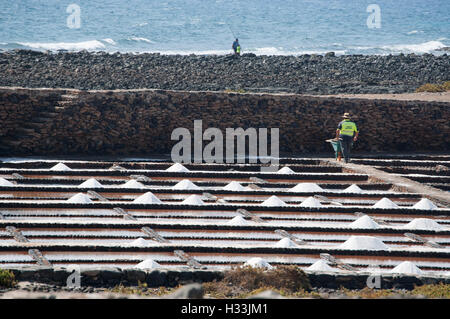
223, 181, 246, 191
166, 163, 190, 172
390, 261, 423, 275
244, 257, 273, 269
135, 259, 162, 270
227, 216, 250, 226
290, 183, 324, 193
412, 198, 438, 210
273, 238, 298, 248
277, 167, 295, 174
343, 184, 363, 193
299, 196, 322, 207
349, 215, 381, 229
0, 177, 14, 187
133, 192, 163, 204
78, 178, 104, 188
67, 193, 92, 204
128, 237, 151, 247
181, 194, 205, 205
338, 236, 390, 251
120, 179, 146, 189
261, 195, 287, 207
372, 197, 399, 209
50, 162, 72, 171
172, 179, 200, 190
306, 260, 338, 272
403, 218, 444, 231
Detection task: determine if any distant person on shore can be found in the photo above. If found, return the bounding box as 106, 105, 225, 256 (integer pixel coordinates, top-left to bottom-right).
232, 38, 241, 55
335, 113, 359, 163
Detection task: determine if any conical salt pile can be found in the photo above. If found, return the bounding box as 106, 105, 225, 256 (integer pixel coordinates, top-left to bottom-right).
135, 259, 162, 270
67, 193, 93, 203
273, 238, 298, 248
277, 167, 295, 174
306, 260, 338, 272
243, 257, 273, 269
412, 198, 438, 210
181, 194, 205, 205
120, 179, 146, 189
403, 218, 444, 231
133, 192, 163, 204
223, 181, 246, 191
50, 162, 72, 171
0, 177, 14, 187
290, 183, 324, 193
261, 195, 287, 207
227, 216, 250, 225
349, 215, 381, 229
166, 163, 189, 172
78, 178, 104, 188
372, 197, 399, 209
172, 179, 200, 190
343, 184, 363, 193
299, 196, 322, 207
338, 236, 390, 251
128, 237, 151, 247
390, 261, 423, 275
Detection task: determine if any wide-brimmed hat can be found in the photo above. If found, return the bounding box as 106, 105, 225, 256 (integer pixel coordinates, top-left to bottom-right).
342, 112, 351, 118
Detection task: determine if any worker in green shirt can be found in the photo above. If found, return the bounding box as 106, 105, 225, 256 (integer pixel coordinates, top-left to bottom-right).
335, 113, 359, 163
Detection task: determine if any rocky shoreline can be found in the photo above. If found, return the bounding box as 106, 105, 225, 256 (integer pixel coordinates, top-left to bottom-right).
0, 49, 448, 94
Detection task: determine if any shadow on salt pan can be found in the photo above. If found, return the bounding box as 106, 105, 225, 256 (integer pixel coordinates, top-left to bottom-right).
338, 236, 390, 251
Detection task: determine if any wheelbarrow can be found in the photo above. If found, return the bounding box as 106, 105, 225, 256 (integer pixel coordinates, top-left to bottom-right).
326, 139, 342, 161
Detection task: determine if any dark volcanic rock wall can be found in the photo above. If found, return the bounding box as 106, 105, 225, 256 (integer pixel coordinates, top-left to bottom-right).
0, 87, 449, 156
0, 50, 449, 94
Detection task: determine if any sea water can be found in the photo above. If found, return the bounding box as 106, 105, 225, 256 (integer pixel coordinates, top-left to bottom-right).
0, 0, 448, 55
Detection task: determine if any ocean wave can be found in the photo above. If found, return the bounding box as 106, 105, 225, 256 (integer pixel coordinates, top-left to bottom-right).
381, 40, 446, 53
102, 38, 117, 45
16, 40, 106, 51
128, 37, 154, 43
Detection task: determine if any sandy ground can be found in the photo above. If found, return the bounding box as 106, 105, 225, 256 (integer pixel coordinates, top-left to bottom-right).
318, 92, 450, 102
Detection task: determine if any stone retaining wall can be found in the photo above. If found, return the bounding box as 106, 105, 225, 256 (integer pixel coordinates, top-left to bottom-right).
1, 87, 449, 156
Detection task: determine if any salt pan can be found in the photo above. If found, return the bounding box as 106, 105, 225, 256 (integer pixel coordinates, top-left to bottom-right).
223, 181, 246, 191
261, 195, 287, 207
50, 162, 72, 171
306, 260, 338, 272
348, 215, 380, 229
133, 192, 163, 204
78, 178, 104, 188
243, 257, 273, 269
412, 198, 438, 210
403, 218, 444, 231
372, 197, 399, 209
67, 193, 93, 204
299, 196, 322, 207
289, 183, 324, 193
390, 261, 423, 275
181, 194, 205, 205
166, 163, 189, 172
338, 236, 390, 251
172, 179, 200, 190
